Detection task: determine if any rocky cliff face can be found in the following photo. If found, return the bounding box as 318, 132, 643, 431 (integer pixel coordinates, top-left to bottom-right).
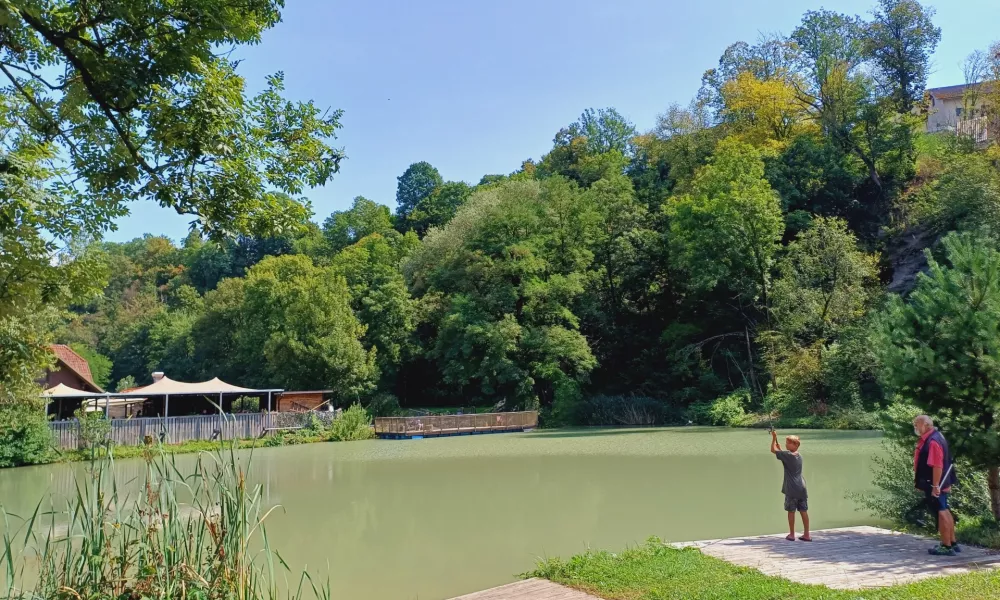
886, 226, 939, 295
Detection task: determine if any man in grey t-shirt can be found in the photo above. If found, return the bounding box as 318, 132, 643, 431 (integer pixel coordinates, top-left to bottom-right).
771, 430, 811, 541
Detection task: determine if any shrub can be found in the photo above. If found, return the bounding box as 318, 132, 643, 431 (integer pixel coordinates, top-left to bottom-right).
850, 436, 993, 532
684, 402, 713, 425
231, 395, 260, 413
707, 389, 749, 426
114, 375, 136, 393
305, 411, 326, 434
568, 395, 678, 427
822, 405, 883, 430
365, 392, 401, 417
262, 432, 286, 447
329, 404, 375, 441
74, 408, 111, 451
0, 405, 52, 468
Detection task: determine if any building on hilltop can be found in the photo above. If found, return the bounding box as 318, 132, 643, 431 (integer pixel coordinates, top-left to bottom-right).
925, 83, 994, 145
41, 344, 104, 394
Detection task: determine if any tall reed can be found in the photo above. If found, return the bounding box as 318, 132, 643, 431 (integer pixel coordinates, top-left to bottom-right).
2, 441, 327, 600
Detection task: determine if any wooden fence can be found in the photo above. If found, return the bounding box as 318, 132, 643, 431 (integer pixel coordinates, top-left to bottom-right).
957, 116, 991, 146
50, 413, 279, 450
374, 411, 537, 438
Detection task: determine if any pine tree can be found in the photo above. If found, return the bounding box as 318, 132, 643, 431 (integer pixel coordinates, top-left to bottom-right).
876, 233, 1000, 519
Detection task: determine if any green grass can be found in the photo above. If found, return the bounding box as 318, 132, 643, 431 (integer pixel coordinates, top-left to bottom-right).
956, 517, 1000, 550
528, 539, 1000, 599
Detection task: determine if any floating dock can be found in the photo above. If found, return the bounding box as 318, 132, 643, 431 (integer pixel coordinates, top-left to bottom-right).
374, 411, 537, 439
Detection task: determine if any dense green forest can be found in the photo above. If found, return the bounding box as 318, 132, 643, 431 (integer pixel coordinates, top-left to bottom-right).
4, 0, 1000, 453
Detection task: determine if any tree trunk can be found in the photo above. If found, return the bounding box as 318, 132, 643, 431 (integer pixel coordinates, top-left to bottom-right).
988, 466, 1000, 522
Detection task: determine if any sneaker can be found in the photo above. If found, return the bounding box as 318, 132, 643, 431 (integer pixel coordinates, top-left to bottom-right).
928, 545, 956, 556
953, 543, 962, 553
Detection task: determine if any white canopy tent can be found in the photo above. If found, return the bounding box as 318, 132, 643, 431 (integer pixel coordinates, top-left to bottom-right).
42, 375, 283, 419
42, 384, 112, 419
42, 383, 107, 398
117, 375, 283, 417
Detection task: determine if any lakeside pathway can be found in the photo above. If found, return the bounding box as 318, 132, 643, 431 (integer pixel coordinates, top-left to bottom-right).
673, 526, 1000, 589
450, 526, 1000, 599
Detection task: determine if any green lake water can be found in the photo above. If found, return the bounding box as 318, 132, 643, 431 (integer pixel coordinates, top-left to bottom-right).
0, 427, 884, 599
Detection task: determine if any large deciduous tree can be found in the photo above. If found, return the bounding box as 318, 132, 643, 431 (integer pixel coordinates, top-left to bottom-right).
194, 255, 377, 402
0, 0, 343, 442
790, 8, 918, 196
331, 232, 419, 383
875, 233, 1000, 520
404, 179, 597, 414
570, 108, 637, 155
720, 72, 810, 148
766, 217, 881, 408
864, 0, 941, 112
667, 138, 785, 309
323, 196, 395, 253
405, 181, 472, 237
395, 161, 443, 220
1, 0, 342, 237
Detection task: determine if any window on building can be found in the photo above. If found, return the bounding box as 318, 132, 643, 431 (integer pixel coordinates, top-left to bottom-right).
956, 107, 964, 117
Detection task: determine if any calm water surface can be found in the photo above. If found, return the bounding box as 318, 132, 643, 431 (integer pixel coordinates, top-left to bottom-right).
0, 427, 883, 599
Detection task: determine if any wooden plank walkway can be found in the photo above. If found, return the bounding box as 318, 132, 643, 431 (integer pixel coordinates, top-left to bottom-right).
672, 525, 1000, 589
449, 578, 600, 600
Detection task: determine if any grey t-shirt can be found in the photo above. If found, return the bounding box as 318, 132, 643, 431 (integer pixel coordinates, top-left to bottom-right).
775, 450, 807, 499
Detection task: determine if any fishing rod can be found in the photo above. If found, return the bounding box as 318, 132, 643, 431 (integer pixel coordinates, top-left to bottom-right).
905, 460, 956, 528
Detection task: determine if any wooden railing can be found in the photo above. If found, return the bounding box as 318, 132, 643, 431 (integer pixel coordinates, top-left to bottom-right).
49, 413, 278, 450
374, 411, 538, 437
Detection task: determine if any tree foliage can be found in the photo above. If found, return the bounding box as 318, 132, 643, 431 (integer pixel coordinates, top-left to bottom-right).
10, 0, 982, 448
864, 0, 941, 111
323, 196, 395, 253
0, 0, 342, 238
668, 139, 785, 305
395, 161, 443, 220
875, 233, 1000, 519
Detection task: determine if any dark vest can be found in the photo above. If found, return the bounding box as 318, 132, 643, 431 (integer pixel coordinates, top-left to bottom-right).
915, 430, 957, 492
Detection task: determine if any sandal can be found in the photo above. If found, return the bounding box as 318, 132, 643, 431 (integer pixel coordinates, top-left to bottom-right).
785, 534, 796, 541
799, 536, 812, 542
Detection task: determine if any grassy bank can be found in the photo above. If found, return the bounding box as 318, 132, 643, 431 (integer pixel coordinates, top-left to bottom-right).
529, 539, 1000, 599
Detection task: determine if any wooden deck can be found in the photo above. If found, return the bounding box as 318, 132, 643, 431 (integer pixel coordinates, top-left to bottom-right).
449, 579, 599, 600
374, 411, 537, 439
673, 526, 1000, 589
452, 527, 1000, 599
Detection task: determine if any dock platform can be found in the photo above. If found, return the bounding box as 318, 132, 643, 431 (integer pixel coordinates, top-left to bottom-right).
451, 526, 1000, 598
374, 411, 537, 439
672, 525, 1000, 589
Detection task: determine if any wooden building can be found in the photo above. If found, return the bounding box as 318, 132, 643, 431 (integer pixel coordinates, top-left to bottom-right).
276, 390, 332, 412
41, 345, 104, 394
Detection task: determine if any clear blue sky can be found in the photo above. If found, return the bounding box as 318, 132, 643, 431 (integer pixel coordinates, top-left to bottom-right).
109, 0, 1000, 242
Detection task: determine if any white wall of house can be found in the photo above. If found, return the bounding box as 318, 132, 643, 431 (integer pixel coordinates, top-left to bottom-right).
926, 95, 964, 132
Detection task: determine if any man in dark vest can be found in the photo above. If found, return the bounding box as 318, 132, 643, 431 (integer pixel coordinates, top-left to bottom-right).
913, 415, 959, 556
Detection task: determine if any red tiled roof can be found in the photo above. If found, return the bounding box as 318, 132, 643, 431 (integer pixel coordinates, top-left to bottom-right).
49, 345, 104, 393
